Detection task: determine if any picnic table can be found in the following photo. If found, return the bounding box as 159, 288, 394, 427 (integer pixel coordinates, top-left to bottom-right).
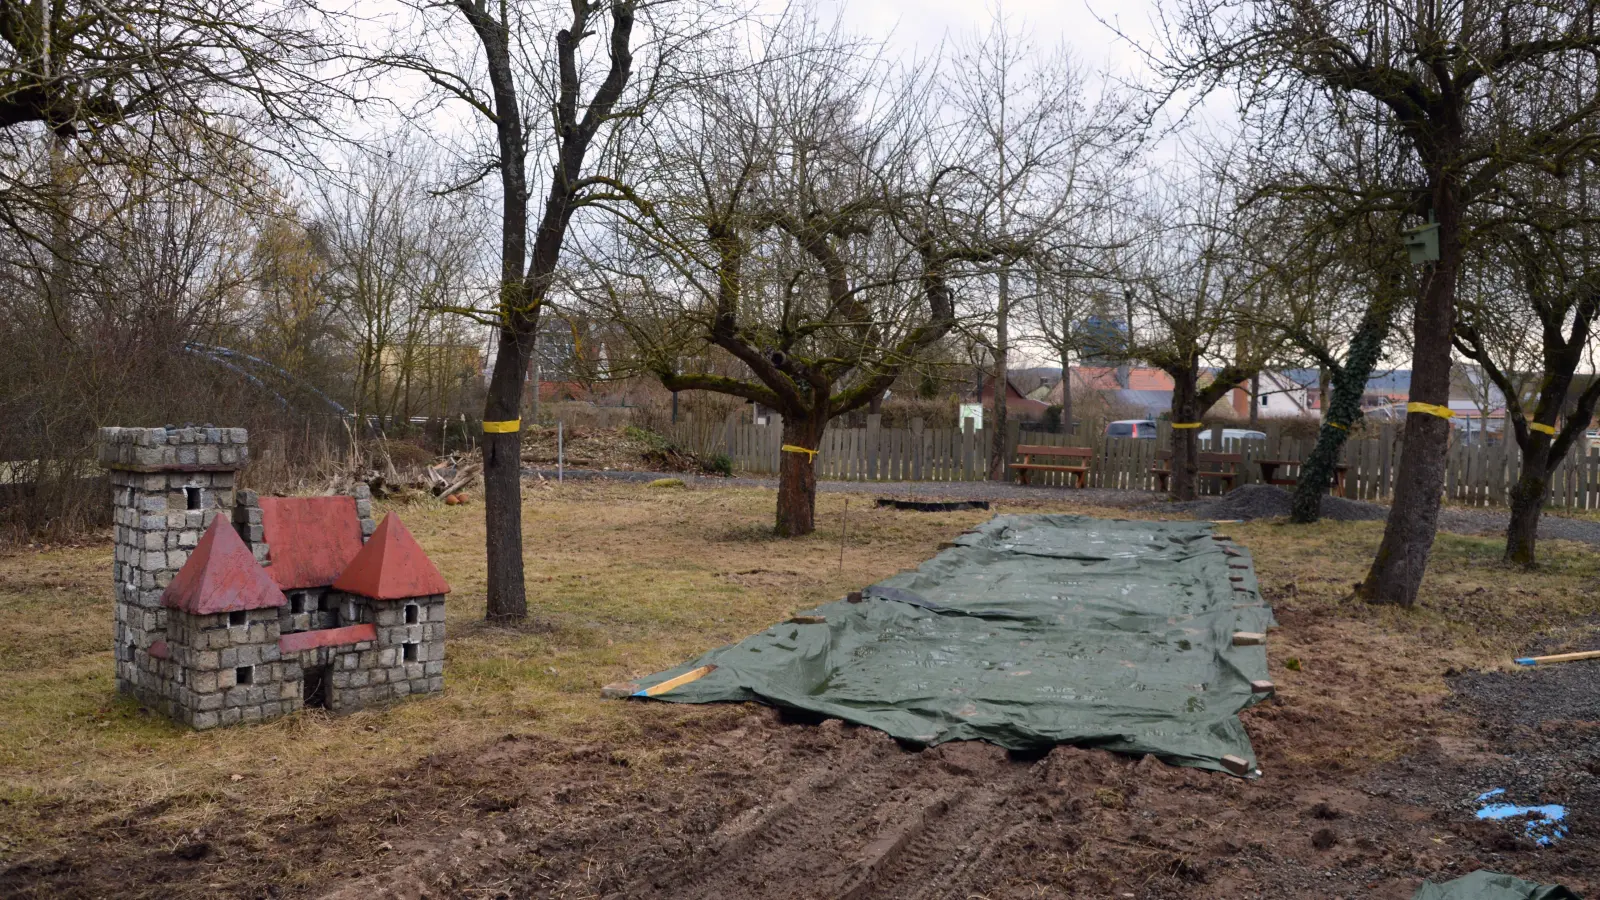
1152, 451, 1242, 493
1257, 459, 1350, 498
1012, 445, 1092, 487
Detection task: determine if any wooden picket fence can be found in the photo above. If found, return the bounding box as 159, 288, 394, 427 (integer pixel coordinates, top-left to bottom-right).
663, 414, 1600, 510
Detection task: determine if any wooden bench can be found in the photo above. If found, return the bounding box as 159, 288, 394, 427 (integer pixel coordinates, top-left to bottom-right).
1151, 451, 1242, 493
1012, 445, 1093, 487
1257, 459, 1350, 498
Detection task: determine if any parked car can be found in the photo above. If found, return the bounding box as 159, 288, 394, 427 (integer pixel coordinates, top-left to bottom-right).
1197, 428, 1267, 448
1106, 419, 1158, 439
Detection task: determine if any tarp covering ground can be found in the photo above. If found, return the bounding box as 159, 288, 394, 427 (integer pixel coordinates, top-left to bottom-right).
1412, 871, 1581, 900
634, 514, 1276, 775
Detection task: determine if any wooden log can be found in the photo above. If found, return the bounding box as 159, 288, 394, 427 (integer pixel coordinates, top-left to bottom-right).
1249, 680, 1275, 694
786, 615, 827, 625
1232, 632, 1266, 646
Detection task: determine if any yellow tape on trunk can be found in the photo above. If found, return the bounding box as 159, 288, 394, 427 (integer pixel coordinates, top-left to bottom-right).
781, 444, 819, 460
1529, 422, 1557, 435
1170, 422, 1205, 429
1327, 422, 1348, 431
482, 419, 521, 433
1406, 402, 1454, 420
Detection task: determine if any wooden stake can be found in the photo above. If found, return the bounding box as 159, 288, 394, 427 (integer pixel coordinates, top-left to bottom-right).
1514, 649, 1600, 667
839, 498, 848, 570
635, 664, 717, 697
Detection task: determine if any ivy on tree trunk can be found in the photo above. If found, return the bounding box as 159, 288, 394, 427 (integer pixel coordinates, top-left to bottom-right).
1289, 288, 1399, 524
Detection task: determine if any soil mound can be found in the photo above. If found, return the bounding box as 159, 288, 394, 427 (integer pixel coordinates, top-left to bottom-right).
1172, 484, 1388, 522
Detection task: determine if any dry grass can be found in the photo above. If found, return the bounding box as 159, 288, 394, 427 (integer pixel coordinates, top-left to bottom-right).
2, 482, 1598, 862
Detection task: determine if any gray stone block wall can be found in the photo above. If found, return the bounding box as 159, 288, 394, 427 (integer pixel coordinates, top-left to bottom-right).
232, 489, 270, 565
351, 483, 377, 540
325, 594, 446, 709
166, 607, 292, 730
101, 426, 247, 705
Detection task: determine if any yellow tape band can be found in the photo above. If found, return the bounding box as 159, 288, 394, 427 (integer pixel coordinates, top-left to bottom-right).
1406, 402, 1454, 420
1171, 422, 1205, 429
1327, 422, 1348, 431
781, 444, 819, 460
1529, 422, 1557, 435
482, 419, 521, 433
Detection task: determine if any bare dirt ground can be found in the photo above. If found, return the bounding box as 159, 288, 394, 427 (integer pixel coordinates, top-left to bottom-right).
2, 482, 1597, 899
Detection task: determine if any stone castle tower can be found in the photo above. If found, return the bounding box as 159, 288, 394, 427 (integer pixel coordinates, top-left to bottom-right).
100, 426, 251, 706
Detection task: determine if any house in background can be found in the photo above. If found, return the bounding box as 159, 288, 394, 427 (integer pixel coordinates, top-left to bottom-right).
969, 376, 1051, 421
1222, 371, 1311, 419
1042, 365, 1312, 422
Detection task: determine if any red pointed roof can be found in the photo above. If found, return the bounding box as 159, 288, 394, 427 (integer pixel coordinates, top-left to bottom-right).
331, 513, 450, 600
162, 517, 287, 615
259, 496, 365, 590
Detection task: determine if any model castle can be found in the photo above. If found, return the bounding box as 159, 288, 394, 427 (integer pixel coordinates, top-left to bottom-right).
99, 426, 450, 729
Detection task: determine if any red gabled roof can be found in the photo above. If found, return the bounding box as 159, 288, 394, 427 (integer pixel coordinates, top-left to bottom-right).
331, 513, 450, 600
259, 496, 365, 590
162, 517, 287, 615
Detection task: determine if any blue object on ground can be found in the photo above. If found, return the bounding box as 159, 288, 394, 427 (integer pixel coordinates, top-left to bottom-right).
1474, 789, 1568, 846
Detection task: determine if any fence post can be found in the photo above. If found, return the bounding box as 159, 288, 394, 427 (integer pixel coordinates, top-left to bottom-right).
911, 418, 925, 481
866, 414, 882, 481
961, 417, 975, 481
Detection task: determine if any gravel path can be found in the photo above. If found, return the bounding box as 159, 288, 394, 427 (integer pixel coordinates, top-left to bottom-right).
525, 467, 1600, 545
524, 466, 1155, 508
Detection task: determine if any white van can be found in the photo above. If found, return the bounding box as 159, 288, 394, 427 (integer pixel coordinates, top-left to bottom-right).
1197, 428, 1267, 448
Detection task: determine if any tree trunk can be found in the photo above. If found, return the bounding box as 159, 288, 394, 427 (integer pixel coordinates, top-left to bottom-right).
1360, 191, 1459, 607
1292, 301, 1394, 524
776, 415, 823, 536
1060, 360, 1073, 435
483, 324, 529, 621
988, 266, 1010, 480
1248, 371, 1260, 426
1505, 454, 1549, 567
1291, 371, 1359, 523
1170, 367, 1200, 500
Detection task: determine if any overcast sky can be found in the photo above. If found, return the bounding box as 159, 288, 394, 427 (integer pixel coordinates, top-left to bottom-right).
799, 0, 1159, 82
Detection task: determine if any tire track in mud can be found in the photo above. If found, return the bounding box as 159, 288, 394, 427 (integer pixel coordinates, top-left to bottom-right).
613, 738, 1046, 900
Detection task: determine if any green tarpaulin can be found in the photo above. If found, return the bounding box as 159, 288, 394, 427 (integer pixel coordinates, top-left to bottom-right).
633, 515, 1275, 775
1412, 871, 1581, 900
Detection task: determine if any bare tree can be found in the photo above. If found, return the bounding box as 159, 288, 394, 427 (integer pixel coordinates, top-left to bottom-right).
940, 8, 1133, 477
376, 0, 731, 620
577, 19, 991, 535
1103, 168, 1280, 501
1160, 0, 1600, 606
1454, 169, 1600, 566
314, 140, 484, 424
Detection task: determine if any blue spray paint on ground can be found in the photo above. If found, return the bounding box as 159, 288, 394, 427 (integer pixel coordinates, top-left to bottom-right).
1475, 789, 1569, 846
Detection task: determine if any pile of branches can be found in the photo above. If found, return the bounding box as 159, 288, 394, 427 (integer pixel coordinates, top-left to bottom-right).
362, 442, 481, 503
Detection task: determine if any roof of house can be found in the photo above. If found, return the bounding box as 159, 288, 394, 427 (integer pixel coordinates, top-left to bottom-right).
161, 517, 287, 615
332, 513, 451, 600
1105, 389, 1173, 416
1046, 367, 1176, 404
259, 496, 365, 590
